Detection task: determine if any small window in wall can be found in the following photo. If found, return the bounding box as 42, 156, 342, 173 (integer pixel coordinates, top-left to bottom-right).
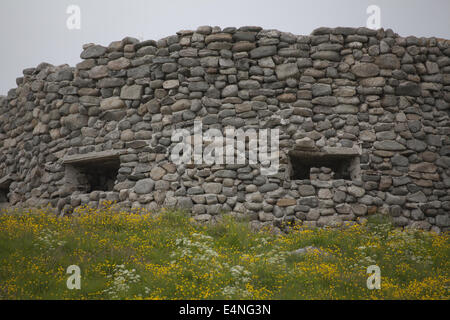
0, 187, 9, 204
63, 151, 120, 193
0, 175, 12, 207
289, 150, 360, 181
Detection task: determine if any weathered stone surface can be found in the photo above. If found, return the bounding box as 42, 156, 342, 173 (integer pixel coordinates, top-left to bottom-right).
127, 65, 150, 79
232, 41, 256, 52
375, 54, 400, 69
409, 162, 437, 173
80, 45, 107, 59
318, 189, 332, 199
0, 26, 448, 232
295, 137, 315, 150
278, 93, 297, 102
312, 83, 332, 97
163, 80, 179, 89
222, 85, 238, 97
407, 191, 427, 203
334, 105, 358, 114
205, 33, 232, 44
150, 167, 166, 181
88, 65, 109, 79
312, 96, 338, 106
386, 194, 406, 205
277, 198, 297, 207
311, 51, 341, 61
203, 183, 222, 194
100, 97, 125, 111
107, 57, 131, 70
250, 45, 277, 59
351, 63, 379, 77
347, 186, 365, 198
64, 114, 88, 130
134, 179, 154, 194
392, 154, 408, 166
299, 185, 315, 196
374, 141, 406, 151
275, 63, 300, 80
259, 183, 279, 193
396, 82, 421, 96
172, 99, 191, 112
62, 150, 121, 164
120, 85, 142, 100
360, 130, 376, 142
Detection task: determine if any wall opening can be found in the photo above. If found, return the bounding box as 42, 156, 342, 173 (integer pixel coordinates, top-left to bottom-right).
288, 151, 360, 181
0, 176, 12, 207
71, 160, 119, 192
0, 187, 9, 204
63, 151, 121, 193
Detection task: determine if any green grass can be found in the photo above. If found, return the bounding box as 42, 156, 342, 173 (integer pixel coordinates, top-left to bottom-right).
0, 204, 448, 299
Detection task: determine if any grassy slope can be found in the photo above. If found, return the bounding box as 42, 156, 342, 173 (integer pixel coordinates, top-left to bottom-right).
0, 204, 448, 299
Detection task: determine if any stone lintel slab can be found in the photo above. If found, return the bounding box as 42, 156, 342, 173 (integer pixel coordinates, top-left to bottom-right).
62, 150, 123, 165
322, 146, 362, 156
289, 146, 361, 159
0, 174, 13, 188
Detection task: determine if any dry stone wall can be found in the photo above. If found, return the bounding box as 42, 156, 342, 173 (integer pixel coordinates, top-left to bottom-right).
0, 26, 449, 232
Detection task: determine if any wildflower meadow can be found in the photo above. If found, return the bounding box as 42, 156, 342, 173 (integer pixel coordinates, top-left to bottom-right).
0, 203, 448, 299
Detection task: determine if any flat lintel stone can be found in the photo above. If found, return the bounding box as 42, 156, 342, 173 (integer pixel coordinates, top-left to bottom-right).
322, 146, 362, 156
290, 146, 361, 159
0, 174, 13, 188
62, 150, 123, 165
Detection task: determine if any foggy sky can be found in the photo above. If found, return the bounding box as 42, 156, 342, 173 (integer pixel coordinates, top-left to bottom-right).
1, 0, 449, 94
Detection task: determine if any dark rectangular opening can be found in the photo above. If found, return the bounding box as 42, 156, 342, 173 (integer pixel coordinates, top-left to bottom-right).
0, 187, 8, 204
67, 158, 120, 193
0, 178, 11, 207
289, 151, 359, 180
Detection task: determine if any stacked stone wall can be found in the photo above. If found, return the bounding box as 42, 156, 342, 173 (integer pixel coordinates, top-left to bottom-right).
0, 26, 449, 232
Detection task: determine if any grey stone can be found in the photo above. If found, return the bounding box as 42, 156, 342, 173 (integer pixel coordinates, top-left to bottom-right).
222, 85, 238, 97
436, 215, 449, 227
275, 63, 300, 80
375, 54, 400, 69
172, 99, 191, 112
150, 167, 166, 181
347, 186, 365, 198
120, 85, 143, 100
135, 179, 154, 194
396, 82, 421, 96
407, 139, 427, 152
64, 114, 88, 130
311, 51, 341, 61
100, 97, 125, 111
215, 170, 237, 178
203, 183, 222, 194
392, 154, 409, 166
386, 193, 406, 205
351, 63, 379, 77
80, 45, 107, 59
127, 65, 150, 79
407, 191, 427, 203
259, 183, 279, 193
250, 46, 277, 59
311, 83, 332, 97
299, 185, 315, 196
374, 141, 406, 151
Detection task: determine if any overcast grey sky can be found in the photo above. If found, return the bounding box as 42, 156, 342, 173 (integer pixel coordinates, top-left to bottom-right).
1, 0, 449, 94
